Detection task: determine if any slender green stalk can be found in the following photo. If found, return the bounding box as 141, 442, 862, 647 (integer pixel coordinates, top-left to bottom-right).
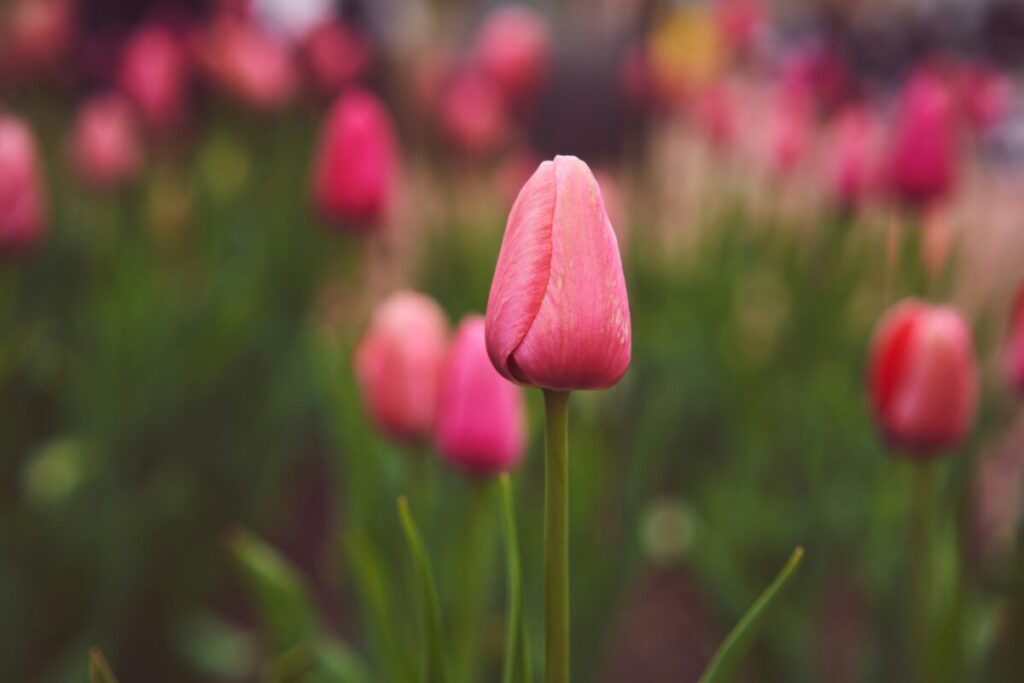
454, 481, 494, 683
500, 474, 530, 683
542, 390, 571, 683
89, 648, 120, 683
910, 463, 936, 683
698, 547, 805, 683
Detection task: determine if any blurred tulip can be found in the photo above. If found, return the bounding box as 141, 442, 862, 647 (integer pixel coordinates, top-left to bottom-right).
868, 299, 978, 456
119, 25, 190, 133
486, 155, 631, 390
436, 316, 526, 476
884, 71, 959, 207
714, 0, 763, 55
355, 291, 449, 442
1006, 283, 1024, 394
473, 4, 551, 107
0, 115, 47, 254
70, 94, 144, 191
438, 70, 511, 157
830, 106, 881, 209
959, 65, 1012, 133
1, 0, 75, 77
312, 89, 399, 231
647, 6, 726, 103
766, 89, 811, 175
692, 82, 736, 150
301, 20, 370, 96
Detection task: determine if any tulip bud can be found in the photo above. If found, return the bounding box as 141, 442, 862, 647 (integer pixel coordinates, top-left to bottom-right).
70, 94, 144, 191
485, 155, 631, 390
0, 115, 47, 254
473, 4, 551, 107
1006, 284, 1024, 395
301, 20, 371, 97
119, 25, 190, 133
312, 89, 399, 231
884, 71, 959, 207
436, 316, 526, 476
355, 291, 449, 442
868, 299, 978, 456
438, 70, 511, 157
830, 106, 881, 209
1, 0, 75, 78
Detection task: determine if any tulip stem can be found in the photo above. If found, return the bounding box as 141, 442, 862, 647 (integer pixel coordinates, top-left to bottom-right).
910, 463, 936, 683
543, 389, 571, 683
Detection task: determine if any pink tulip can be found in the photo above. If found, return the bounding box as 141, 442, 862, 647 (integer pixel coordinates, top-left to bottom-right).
486, 155, 631, 390
885, 71, 959, 207
70, 93, 143, 191
301, 20, 371, 96
119, 25, 190, 133
767, 90, 811, 175
959, 65, 1012, 133
830, 106, 880, 208
436, 316, 526, 476
868, 299, 978, 456
312, 88, 399, 231
473, 4, 551, 107
0, 116, 47, 254
355, 291, 449, 442
692, 82, 736, 150
438, 70, 511, 157
1, 0, 75, 77
1007, 284, 1024, 395
714, 0, 763, 54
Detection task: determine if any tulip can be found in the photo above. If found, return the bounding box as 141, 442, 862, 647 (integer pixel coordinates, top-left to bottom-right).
473, 4, 551, 107
0, 115, 47, 254
436, 316, 526, 476
119, 25, 190, 133
1, 0, 75, 77
486, 155, 631, 391
354, 291, 448, 442
70, 93, 144, 191
312, 88, 399, 231
884, 71, 959, 207
868, 299, 978, 456
692, 82, 736, 150
830, 106, 880, 209
301, 20, 371, 96
438, 70, 511, 157
714, 0, 763, 54
1006, 284, 1024, 394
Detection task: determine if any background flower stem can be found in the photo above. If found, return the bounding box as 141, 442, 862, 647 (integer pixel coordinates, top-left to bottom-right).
543, 389, 571, 683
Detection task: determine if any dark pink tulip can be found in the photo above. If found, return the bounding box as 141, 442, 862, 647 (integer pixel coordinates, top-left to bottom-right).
436, 316, 526, 476
960, 66, 1012, 133
486, 155, 631, 390
1007, 284, 1024, 395
830, 106, 880, 208
312, 89, 399, 231
868, 299, 978, 456
355, 291, 449, 442
714, 0, 763, 54
473, 4, 551, 106
301, 20, 371, 96
70, 94, 143, 191
438, 70, 511, 157
884, 71, 959, 207
0, 116, 47, 254
119, 25, 190, 133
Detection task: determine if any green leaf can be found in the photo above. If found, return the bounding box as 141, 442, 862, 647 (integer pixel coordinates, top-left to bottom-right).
499, 474, 530, 683
397, 496, 450, 683
698, 547, 805, 683
314, 637, 373, 683
89, 648, 119, 683
228, 528, 319, 652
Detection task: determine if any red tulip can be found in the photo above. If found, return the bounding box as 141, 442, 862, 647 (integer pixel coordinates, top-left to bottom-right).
70, 93, 143, 191
486, 155, 631, 390
1007, 284, 1024, 395
885, 71, 959, 207
868, 299, 978, 456
438, 70, 511, 157
301, 20, 371, 96
119, 25, 190, 133
312, 89, 399, 231
473, 4, 551, 107
0, 116, 47, 254
436, 316, 526, 476
355, 291, 449, 442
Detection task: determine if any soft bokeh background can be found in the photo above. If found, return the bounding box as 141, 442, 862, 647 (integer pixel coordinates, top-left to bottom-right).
3, 0, 1024, 681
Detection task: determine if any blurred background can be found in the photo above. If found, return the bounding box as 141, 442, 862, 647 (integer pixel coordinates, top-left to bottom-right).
3, 0, 1024, 681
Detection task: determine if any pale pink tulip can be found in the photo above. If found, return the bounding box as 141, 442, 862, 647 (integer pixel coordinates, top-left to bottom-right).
0, 115, 47, 254
437, 316, 526, 476
70, 93, 143, 191
473, 4, 551, 107
301, 20, 371, 96
830, 106, 881, 208
438, 70, 511, 157
486, 155, 631, 390
119, 25, 190, 132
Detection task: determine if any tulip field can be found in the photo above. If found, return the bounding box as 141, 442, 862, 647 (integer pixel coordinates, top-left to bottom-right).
4, 1, 1024, 682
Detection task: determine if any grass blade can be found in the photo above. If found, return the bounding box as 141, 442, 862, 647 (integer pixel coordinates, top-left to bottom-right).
698, 547, 805, 683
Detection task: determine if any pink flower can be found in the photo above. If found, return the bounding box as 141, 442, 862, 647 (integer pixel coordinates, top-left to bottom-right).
355, 291, 449, 442
714, 0, 763, 54
436, 316, 526, 476
473, 4, 551, 107
312, 88, 399, 231
486, 155, 631, 390
830, 106, 881, 208
1, 0, 75, 77
438, 70, 511, 157
868, 299, 978, 456
0, 115, 47, 254
767, 89, 811, 175
692, 82, 736, 150
1006, 284, 1024, 395
70, 93, 144, 191
959, 65, 1012, 133
884, 71, 959, 207
119, 25, 190, 133
301, 20, 371, 96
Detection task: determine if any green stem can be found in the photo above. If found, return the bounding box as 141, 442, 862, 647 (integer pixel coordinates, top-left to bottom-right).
543, 390, 571, 683
911, 463, 936, 683
500, 474, 530, 683
454, 481, 494, 683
